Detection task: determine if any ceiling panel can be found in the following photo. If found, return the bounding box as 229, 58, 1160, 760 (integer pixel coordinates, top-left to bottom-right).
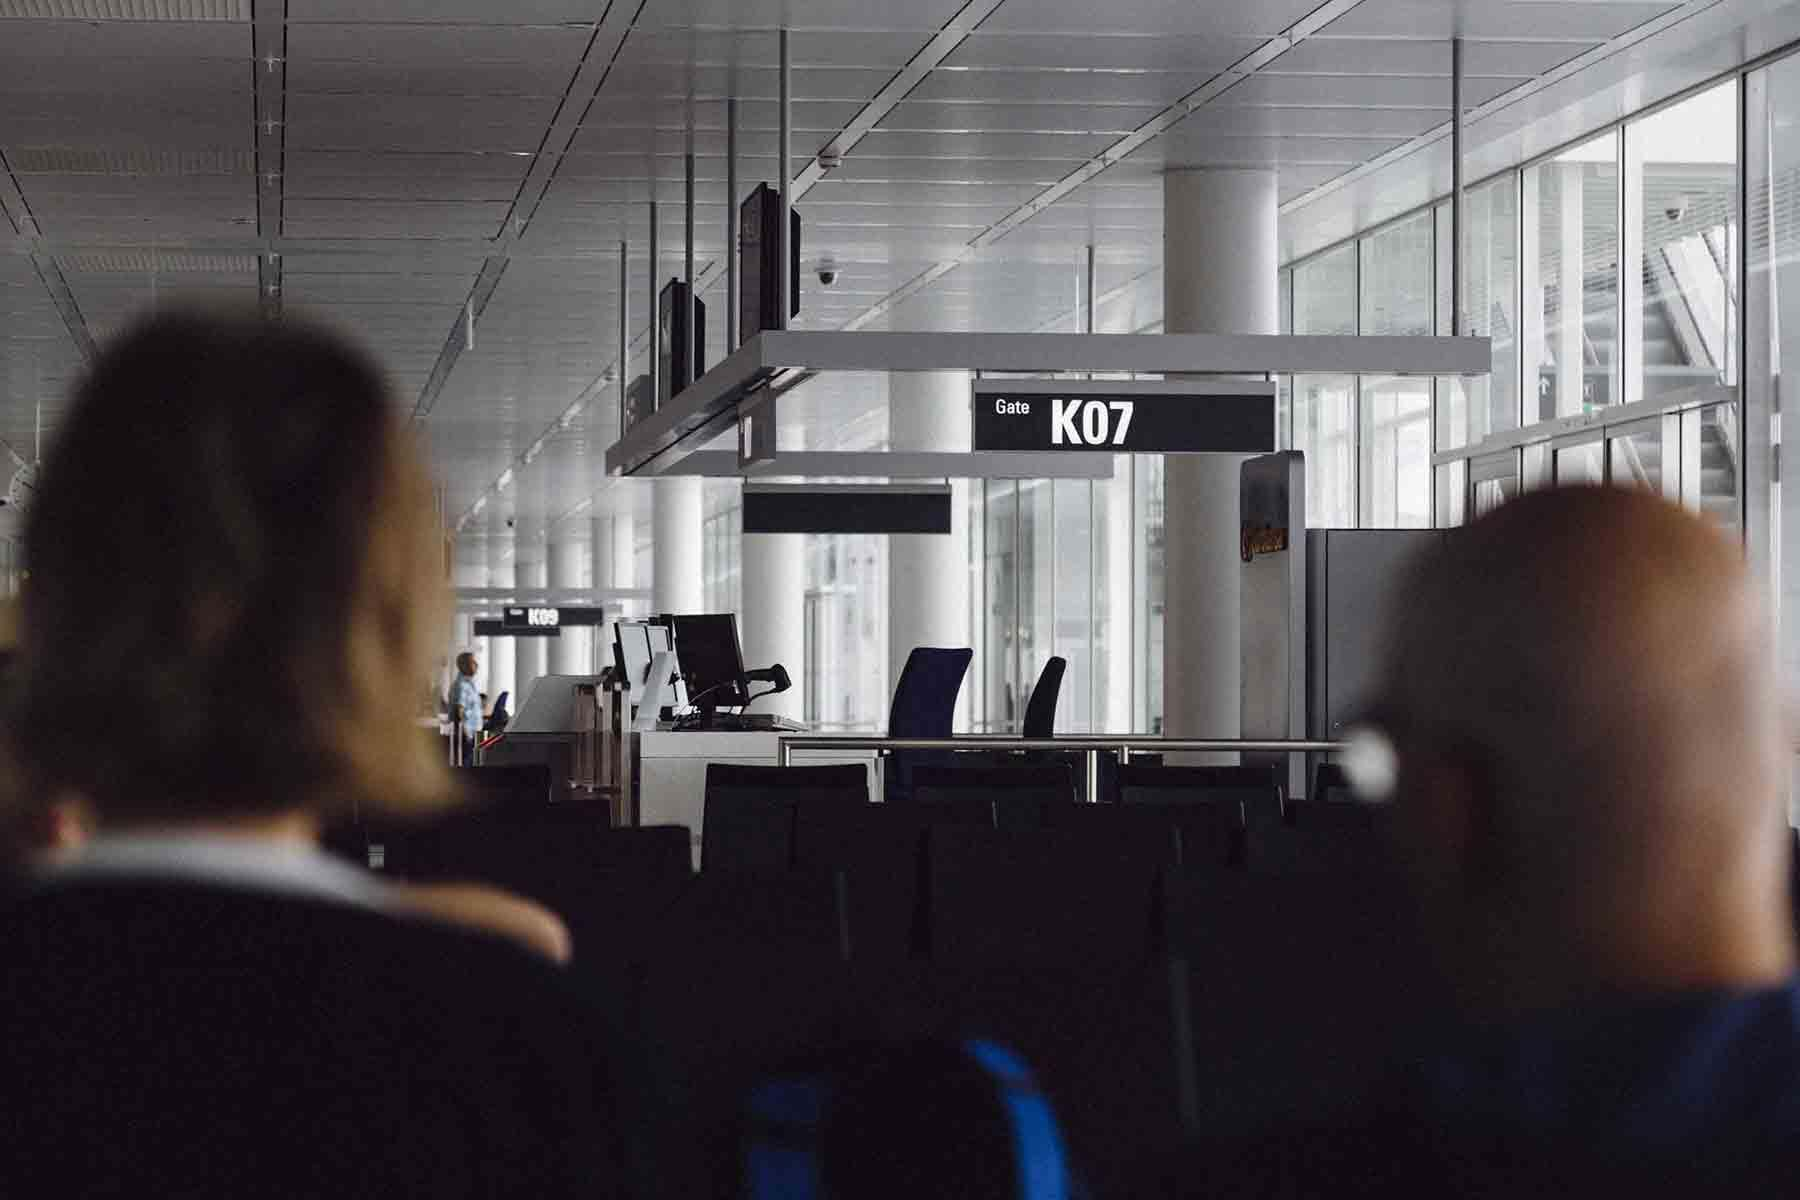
0, 21, 249, 60
979, 0, 1323, 36
289, 58, 582, 95
853, 129, 1117, 161
0, 56, 247, 93
907, 68, 1204, 107
1321, 0, 1683, 41
284, 198, 512, 238
1134, 132, 1414, 168
944, 32, 1263, 71
1224, 72, 1517, 110
0, 0, 1749, 538
598, 62, 903, 100
624, 27, 934, 67
1267, 38, 1596, 78
635, 0, 968, 29
879, 100, 1160, 135
1173, 104, 1445, 140
284, 22, 592, 65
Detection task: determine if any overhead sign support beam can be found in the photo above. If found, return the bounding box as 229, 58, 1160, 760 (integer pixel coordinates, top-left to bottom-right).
603, 330, 1492, 478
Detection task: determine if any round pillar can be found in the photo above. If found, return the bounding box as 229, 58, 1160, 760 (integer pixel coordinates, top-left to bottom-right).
888, 370, 972, 727
741, 532, 805, 721
593, 512, 632, 656
1161, 169, 1278, 744
653, 477, 703, 615
515, 552, 548, 698
485, 543, 516, 710
547, 537, 591, 675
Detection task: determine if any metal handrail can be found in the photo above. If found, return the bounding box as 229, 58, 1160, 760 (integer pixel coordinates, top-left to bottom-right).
777, 736, 1348, 800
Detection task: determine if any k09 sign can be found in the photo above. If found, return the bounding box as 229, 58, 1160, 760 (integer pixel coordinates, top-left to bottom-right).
971, 380, 1275, 454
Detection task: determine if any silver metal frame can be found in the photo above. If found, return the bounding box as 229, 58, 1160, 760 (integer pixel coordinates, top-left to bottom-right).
670, 450, 1116, 479
605, 329, 1492, 477
777, 736, 1350, 807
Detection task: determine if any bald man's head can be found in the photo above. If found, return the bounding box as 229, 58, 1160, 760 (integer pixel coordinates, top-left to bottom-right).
1376, 487, 1791, 1009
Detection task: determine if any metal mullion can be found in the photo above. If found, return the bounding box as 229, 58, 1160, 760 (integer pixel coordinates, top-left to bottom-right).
1353, 234, 1365, 528
1740, 70, 1765, 554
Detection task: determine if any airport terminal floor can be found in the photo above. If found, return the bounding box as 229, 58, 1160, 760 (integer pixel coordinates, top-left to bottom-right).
11, 1, 1800, 1197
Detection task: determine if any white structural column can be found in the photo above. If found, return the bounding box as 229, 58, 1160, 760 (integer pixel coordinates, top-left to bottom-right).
449, 560, 483, 712
547, 537, 591, 675
593, 512, 635, 656
515, 553, 549, 697
741, 531, 805, 721
652, 477, 703, 615
1161, 169, 1279, 747
888, 370, 972, 726
485, 543, 517, 710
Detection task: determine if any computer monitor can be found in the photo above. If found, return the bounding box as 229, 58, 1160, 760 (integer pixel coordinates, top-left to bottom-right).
615, 621, 684, 711
672, 613, 749, 710
615, 622, 648, 692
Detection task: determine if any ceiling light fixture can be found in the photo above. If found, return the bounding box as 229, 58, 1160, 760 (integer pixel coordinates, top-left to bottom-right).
496, 468, 514, 491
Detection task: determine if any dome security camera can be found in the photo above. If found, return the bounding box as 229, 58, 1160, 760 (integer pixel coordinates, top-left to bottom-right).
816, 257, 838, 287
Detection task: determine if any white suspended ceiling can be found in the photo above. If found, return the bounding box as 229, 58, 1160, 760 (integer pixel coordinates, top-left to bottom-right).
0, 0, 1783, 569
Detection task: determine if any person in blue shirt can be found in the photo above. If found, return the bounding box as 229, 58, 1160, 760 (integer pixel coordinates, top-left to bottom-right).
449, 652, 481, 766
1145, 487, 1800, 1196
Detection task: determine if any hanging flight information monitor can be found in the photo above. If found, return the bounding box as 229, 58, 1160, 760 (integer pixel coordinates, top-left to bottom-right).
971, 379, 1276, 454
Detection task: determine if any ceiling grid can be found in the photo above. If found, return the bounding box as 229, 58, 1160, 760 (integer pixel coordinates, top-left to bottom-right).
0, 0, 1756, 550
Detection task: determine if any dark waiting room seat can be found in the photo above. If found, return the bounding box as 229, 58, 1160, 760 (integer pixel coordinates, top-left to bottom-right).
1312, 760, 1352, 802
700, 762, 869, 874
1050, 799, 1236, 869
1118, 764, 1280, 866
1160, 868, 1421, 1139
923, 824, 1171, 965
909, 762, 1075, 830
1250, 796, 1390, 875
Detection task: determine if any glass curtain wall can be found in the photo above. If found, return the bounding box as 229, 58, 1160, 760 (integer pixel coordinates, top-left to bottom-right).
1523, 134, 1621, 425
1438, 177, 1520, 450
1292, 244, 1358, 527
1359, 212, 1434, 528
701, 481, 742, 616
803, 533, 887, 731
973, 477, 1111, 734
1751, 55, 1800, 816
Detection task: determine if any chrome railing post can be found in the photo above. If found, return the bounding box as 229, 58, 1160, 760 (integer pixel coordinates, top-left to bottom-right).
1084, 748, 1100, 804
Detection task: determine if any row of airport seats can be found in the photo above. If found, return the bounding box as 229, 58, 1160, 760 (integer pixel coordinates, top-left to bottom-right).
325, 760, 1408, 1197
705, 760, 1379, 883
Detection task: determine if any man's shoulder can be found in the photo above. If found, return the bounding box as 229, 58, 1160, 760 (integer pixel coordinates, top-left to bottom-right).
0, 876, 559, 983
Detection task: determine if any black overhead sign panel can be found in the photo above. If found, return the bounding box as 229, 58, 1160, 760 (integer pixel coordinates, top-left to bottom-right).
971, 380, 1276, 454
475, 606, 608, 638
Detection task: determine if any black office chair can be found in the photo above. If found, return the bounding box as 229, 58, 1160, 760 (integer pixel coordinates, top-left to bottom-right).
885, 646, 973, 803
1021, 656, 1066, 739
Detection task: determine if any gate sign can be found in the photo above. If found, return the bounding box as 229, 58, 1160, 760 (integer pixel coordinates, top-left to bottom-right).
971, 379, 1276, 454
501, 606, 561, 630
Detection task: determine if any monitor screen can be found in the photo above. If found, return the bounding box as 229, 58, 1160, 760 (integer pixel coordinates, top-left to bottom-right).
615, 622, 655, 691
616, 621, 685, 710
672, 613, 748, 709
